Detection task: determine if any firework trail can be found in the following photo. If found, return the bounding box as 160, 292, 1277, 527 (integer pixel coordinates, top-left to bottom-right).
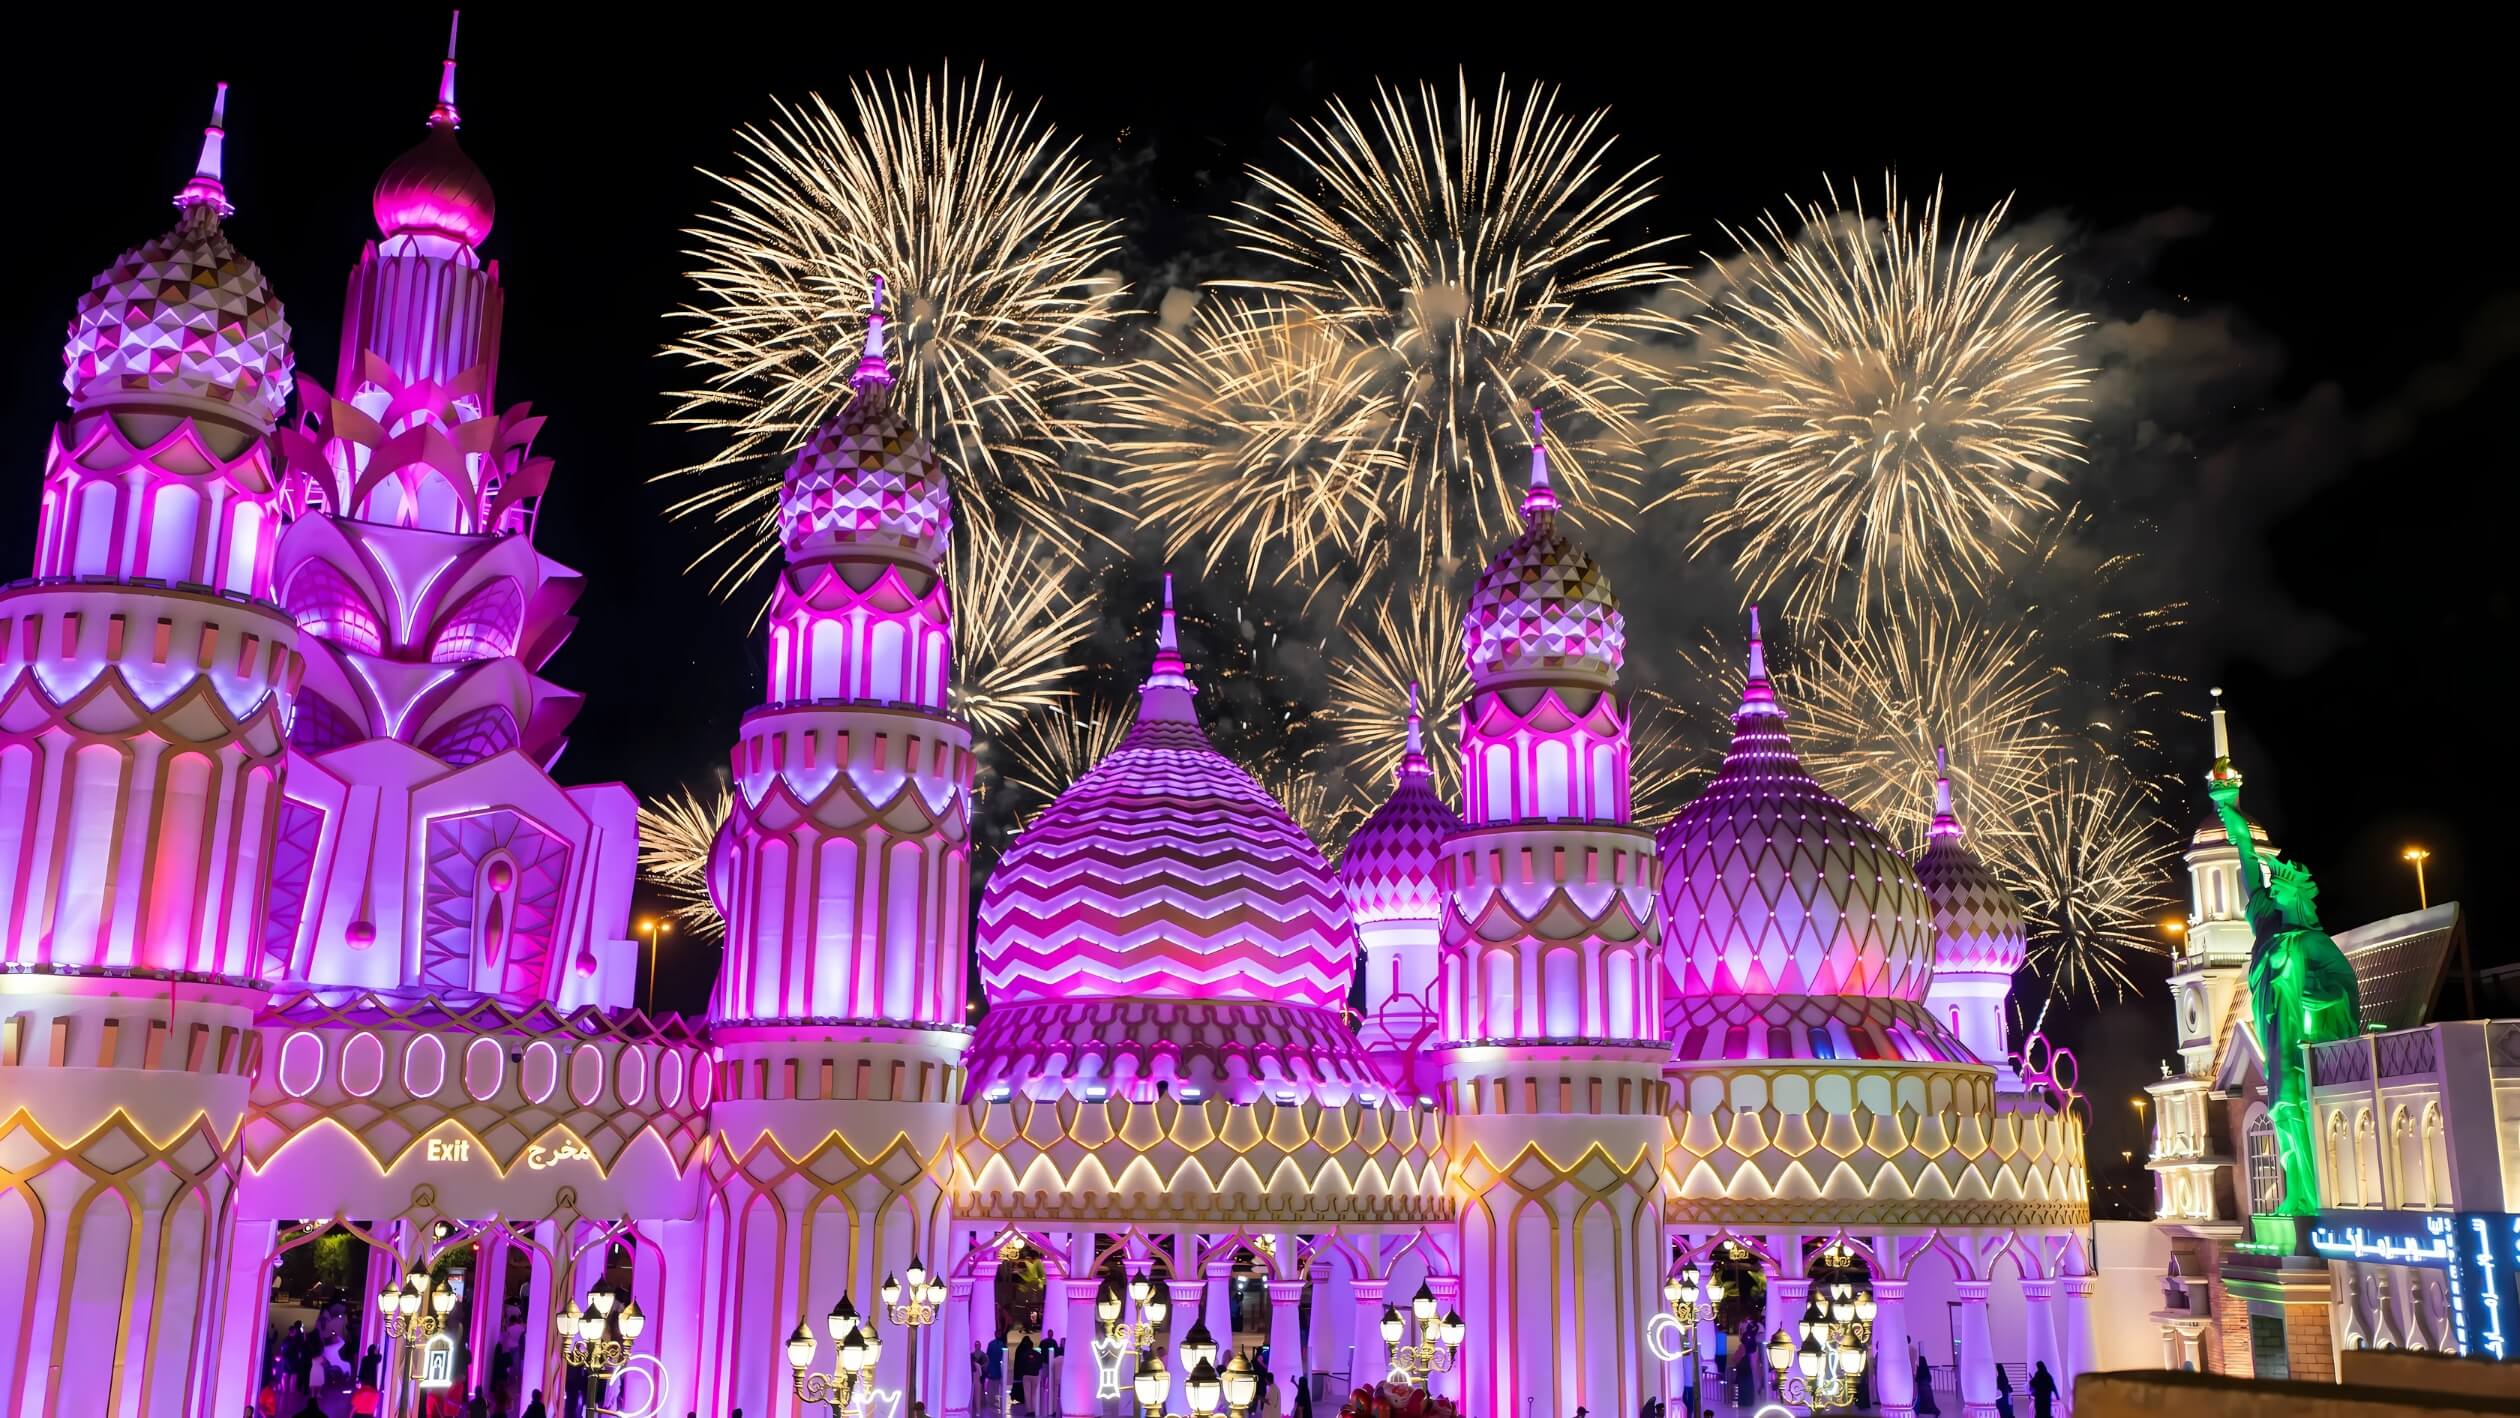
950, 526, 1094, 736
637, 782, 733, 942
1661, 175, 2091, 623
1626, 686, 1706, 831
2009, 752, 2181, 1003
1327, 573, 1473, 804
1093, 297, 1406, 591
1215, 73, 1689, 576
661, 68, 1124, 605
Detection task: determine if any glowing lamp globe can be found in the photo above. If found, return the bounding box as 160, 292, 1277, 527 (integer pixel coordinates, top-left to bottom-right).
1186, 1358, 1223, 1416
1380, 1306, 1405, 1345
786, 1324, 816, 1371
1180, 1319, 1219, 1372
619, 1301, 646, 1340
1135, 1356, 1169, 1411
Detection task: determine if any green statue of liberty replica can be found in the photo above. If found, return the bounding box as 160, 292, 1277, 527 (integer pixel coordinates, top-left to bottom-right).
2206, 720, 2362, 1216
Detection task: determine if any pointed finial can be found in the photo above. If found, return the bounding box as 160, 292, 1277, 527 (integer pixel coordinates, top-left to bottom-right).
1141, 572, 1197, 707
1397, 681, 1430, 780
1930, 744, 1963, 840
1521, 407, 1559, 517
175, 82, 234, 216
430, 11, 463, 127
2207, 685, 2241, 787
1736, 606, 1783, 718
851, 273, 897, 391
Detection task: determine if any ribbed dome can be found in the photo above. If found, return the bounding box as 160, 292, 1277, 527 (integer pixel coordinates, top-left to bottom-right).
1461, 416, 1624, 686
64, 202, 293, 426
373, 122, 496, 247
1914, 755, 2026, 976
774, 282, 953, 565
1656, 612, 1937, 1002
1338, 688, 1462, 926
975, 584, 1357, 1009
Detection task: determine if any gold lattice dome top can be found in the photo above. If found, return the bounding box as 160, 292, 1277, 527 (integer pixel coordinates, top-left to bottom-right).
775, 283, 953, 566
64, 203, 293, 428
1461, 417, 1624, 687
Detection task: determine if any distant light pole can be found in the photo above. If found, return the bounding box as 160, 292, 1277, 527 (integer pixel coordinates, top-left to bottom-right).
636, 916, 672, 1014
2402, 847, 2432, 910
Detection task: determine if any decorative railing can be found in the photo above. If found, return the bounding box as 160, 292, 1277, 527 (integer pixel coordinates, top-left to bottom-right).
2309, 1037, 2372, 1087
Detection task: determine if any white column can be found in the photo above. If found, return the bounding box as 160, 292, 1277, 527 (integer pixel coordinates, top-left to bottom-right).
1871, 1279, 1916, 1418
944, 1276, 976, 1418
2021, 1279, 2061, 1401
1955, 1280, 1999, 1418
1267, 1278, 1307, 1414
1770, 1272, 1812, 1407
1349, 1278, 1388, 1389
2057, 1276, 2097, 1413
1168, 1277, 1206, 1411
1062, 1272, 1104, 1418
1207, 1257, 1237, 1354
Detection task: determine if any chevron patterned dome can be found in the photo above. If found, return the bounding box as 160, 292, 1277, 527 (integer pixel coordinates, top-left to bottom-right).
975, 582, 1357, 1009
1338, 687, 1462, 926
64, 91, 292, 428
1914, 753, 2027, 977
1656, 611, 1938, 1004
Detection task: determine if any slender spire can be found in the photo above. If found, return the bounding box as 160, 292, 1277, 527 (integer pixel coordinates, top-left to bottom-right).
430, 10, 463, 128
2207, 686, 2241, 787
175, 82, 234, 216
1930, 744, 1963, 840
1520, 407, 1559, 517
852, 273, 896, 391
1736, 605, 1784, 718
1397, 681, 1430, 779
1139, 573, 1197, 717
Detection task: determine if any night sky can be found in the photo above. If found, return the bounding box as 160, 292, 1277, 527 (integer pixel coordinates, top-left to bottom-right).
8, 9, 2512, 1186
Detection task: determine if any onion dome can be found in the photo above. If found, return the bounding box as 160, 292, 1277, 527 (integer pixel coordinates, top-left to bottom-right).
1338, 684, 1463, 925
371, 17, 495, 247
1461, 411, 1624, 687
1914, 747, 2026, 976
63, 84, 293, 426
775, 276, 954, 566
975, 577, 1358, 1010
1656, 609, 1938, 1003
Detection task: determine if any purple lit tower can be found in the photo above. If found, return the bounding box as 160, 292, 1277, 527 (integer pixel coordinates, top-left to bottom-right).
1438, 415, 1665, 1416
1339, 683, 1463, 1082
0, 86, 302, 1416
255, 31, 638, 1008
1915, 746, 2028, 1081
696, 280, 979, 1417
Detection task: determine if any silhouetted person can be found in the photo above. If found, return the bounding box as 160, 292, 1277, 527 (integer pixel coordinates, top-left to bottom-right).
1916, 1357, 1940, 1417
1996, 1364, 2014, 1418
2030, 1362, 2058, 1418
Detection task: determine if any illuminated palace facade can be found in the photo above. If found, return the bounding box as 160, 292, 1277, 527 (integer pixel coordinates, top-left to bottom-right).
0, 59, 2093, 1418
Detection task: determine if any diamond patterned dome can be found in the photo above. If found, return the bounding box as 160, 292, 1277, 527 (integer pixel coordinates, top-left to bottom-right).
63, 203, 293, 426
1914, 757, 2026, 976
1655, 613, 1937, 1003
1461, 418, 1624, 685
775, 284, 952, 566
1338, 689, 1462, 925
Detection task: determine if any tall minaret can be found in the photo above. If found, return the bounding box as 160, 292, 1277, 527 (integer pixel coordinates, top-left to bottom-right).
1917, 746, 2028, 1079
699, 277, 975, 1417
1438, 413, 1665, 1417
0, 84, 300, 1416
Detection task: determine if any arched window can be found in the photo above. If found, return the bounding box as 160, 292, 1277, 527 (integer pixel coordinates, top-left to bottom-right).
2326, 1110, 2355, 1206
2355, 1110, 2380, 1207
2245, 1106, 2285, 1215
2422, 1104, 2449, 1209
2393, 1108, 2424, 1209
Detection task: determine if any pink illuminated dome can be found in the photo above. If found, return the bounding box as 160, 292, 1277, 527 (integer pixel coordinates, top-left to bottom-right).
371, 23, 495, 247
1657, 610, 1938, 1003
774, 277, 954, 565
1914, 747, 2027, 977
1461, 412, 1624, 687
974, 578, 1358, 1010
1338, 684, 1462, 925
63, 84, 293, 426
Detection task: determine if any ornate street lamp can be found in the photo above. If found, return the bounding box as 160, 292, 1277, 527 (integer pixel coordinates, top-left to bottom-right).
786, 1296, 886, 1418
1095, 1270, 1173, 1399
881, 1259, 949, 1413
1379, 1282, 1464, 1389
377, 1264, 462, 1391
1134, 1353, 1225, 1418
1221, 1352, 1260, 1418
1766, 1293, 1871, 1412
556, 1283, 646, 1382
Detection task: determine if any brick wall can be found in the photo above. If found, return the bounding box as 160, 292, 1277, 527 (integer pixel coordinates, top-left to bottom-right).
2285, 1297, 2336, 1384
2215, 1278, 2253, 1374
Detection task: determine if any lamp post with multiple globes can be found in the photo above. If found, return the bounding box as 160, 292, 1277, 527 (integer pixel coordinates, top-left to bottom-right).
376, 1263, 461, 1395
1379, 1282, 1465, 1390
1096, 1270, 1173, 1401
881, 1259, 949, 1413
1763, 1264, 1874, 1413
557, 1283, 646, 1383
1662, 1262, 1724, 1406
786, 1296, 886, 1418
